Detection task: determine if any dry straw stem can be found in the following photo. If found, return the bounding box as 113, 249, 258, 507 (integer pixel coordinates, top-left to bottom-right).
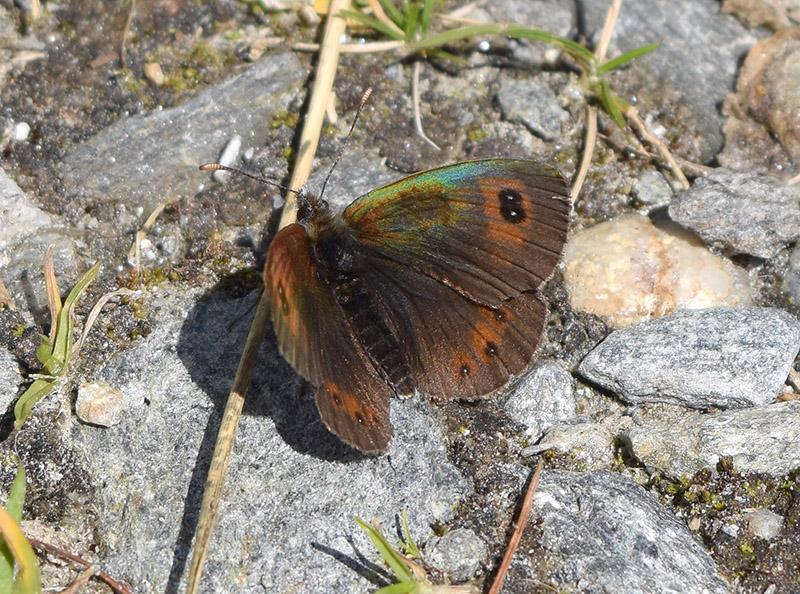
280, 0, 352, 228
571, 0, 691, 198
571, 0, 619, 200
185, 2, 351, 594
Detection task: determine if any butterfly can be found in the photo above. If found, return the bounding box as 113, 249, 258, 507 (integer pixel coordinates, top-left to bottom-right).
264, 159, 571, 454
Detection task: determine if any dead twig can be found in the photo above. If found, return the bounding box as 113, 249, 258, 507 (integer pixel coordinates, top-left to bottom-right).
120, 0, 136, 69
27, 537, 134, 594
487, 458, 544, 594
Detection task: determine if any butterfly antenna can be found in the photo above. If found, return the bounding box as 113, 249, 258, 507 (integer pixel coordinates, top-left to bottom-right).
319, 87, 373, 200
198, 163, 300, 196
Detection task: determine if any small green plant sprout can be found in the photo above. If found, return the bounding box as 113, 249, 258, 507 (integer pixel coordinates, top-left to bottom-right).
0, 463, 41, 594
355, 513, 477, 594
14, 246, 132, 428
341, 0, 660, 146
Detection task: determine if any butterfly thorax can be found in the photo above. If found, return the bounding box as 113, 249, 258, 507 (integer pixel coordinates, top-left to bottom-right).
303, 204, 415, 396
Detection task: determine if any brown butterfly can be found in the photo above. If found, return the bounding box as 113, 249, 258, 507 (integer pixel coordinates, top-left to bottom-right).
264, 159, 571, 454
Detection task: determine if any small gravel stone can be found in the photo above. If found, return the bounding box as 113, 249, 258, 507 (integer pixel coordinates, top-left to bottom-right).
424, 528, 487, 583
632, 170, 674, 206
13, 121, 30, 141
212, 134, 242, 184
578, 307, 800, 409
523, 419, 623, 469
496, 77, 567, 141
744, 509, 784, 540
625, 401, 800, 478
669, 168, 800, 258
502, 362, 576, 441
75, 382, 126, 427
143, 62, 164, 86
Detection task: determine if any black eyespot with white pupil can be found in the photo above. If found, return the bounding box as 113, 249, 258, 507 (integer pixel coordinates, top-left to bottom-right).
499, 188, 527, 224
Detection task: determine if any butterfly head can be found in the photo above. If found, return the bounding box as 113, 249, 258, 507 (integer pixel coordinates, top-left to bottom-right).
295, 187, 338, 238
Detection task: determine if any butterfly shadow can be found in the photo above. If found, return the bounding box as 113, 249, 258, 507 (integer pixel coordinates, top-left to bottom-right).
310, 535, 394, 590
168, 278, 367, 594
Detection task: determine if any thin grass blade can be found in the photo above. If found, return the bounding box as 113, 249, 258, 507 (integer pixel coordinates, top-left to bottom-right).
598, 40, 662, 73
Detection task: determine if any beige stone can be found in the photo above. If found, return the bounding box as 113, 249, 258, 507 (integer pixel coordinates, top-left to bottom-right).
563, 215, 752, 328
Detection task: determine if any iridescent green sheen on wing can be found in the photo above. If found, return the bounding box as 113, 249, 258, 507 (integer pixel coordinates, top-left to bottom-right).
342, 159, 570, 306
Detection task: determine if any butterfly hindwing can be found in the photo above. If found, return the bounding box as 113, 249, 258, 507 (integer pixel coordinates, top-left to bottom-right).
352, 255, 548, 399
264, 223, 393, 453
343, 159, 571, 306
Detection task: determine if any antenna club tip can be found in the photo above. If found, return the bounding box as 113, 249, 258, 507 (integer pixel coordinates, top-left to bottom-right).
199, 163, 222, 171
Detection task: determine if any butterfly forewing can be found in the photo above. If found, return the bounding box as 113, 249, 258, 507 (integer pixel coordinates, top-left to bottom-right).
343, 159, 571, 306
265, 223, 393, 453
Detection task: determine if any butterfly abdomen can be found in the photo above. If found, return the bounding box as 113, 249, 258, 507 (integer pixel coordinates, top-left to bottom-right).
333, 278, 415, 395
316, 233, 416, 395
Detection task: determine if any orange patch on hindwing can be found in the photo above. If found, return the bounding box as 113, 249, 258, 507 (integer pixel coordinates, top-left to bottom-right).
324, 381, 379, 428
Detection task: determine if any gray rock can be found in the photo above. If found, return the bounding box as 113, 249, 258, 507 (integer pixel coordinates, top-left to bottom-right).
0, 347, 21, 414
3, 230, 78, 316
783, 245, 800, 304
496, 77, 567, 141
61, 53, 305, 213
502, 362, 576, 441
523, 419, 623, 469
424, 528, 487, 583
0, 166, 51, 256
669, 168, 800, 258
632, 170, 673, 206
578, 307, 800, 409
534, 470, 730, 593
74, 288, 469, 593
625, 401, 800, 478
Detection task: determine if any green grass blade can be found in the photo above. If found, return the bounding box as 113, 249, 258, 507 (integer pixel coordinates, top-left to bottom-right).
0, 506, 41, 594
405, 1, 418, 41
410, 23, 595, 67
376, 0, 405, 28
14, 378, 57, 429
410, 23, 508, 49
600, 82, 626, 129
0, 466, 40, 594
420, 0, 436, 35
61, 260, 100, 310
342, 9, 407, 41
400, 509, 420, 557
504, 26, 595, 63
7, 464, 25, 522
376, 582, 416, 594
35, 337, 53, 368
354, 517, 413, 583
598, 39, 662, 73
48, 260, 100, 376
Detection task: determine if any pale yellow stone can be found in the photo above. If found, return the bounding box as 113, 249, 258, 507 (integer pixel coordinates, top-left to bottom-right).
76, 382, 125, 427
143, 62, 164, 87
563, 214, 752, 328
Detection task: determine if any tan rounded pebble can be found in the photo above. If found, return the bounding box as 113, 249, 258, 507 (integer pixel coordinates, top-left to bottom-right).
75, 382, 126, 427
563, 214, 752, 328
143, 62, 165, 86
